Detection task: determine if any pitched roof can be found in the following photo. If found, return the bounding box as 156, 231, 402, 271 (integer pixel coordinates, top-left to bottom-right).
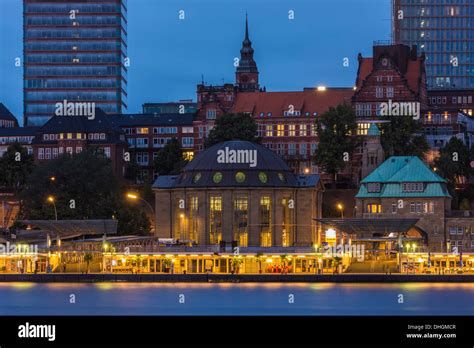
0, 103, 19, 124
367, 123, 380, 136
355, 57, 424, 96
357, 156, 450, 198
362, 156, 446, 183
0, 127, 38, 136
231, 88, 354, 116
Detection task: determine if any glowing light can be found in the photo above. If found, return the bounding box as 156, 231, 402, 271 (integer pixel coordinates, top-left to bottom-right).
126, 193, 138, 200
304, 168, 310, 174
317, 86, 326, 91
180, 213, 185, 218
47, 196, 54, 202
266, 258, 273, 263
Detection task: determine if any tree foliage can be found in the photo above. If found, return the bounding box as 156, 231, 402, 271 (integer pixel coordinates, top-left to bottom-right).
153, 138, 188, 176
379, 116, 429, 158
204, 113, 260, 148
19, 148, 150, 235
433, 138, 472, 197
0, 142, 35, 194
313, 104, 359, 183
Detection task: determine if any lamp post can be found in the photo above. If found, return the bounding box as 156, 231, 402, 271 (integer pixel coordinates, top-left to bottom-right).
337, 203, 344, 218
126, 193, 155, 232
47, 196, 57, 221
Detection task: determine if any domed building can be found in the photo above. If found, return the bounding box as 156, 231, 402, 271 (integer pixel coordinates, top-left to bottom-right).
153, 140, 323, 248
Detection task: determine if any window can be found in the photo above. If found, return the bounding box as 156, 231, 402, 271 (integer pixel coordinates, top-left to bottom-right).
99, 133, 106, 140
104, 147, 111, 158
429, 202, 434, 213
38, 148, 44, 159
76, 146, 82, 153
182, 126, 193, 134
193, 173, 201, 183
457, 227, 464, 235
288, 143, 296, 155
153, 137, 171, 147
235, 172, 246, 183
265, 125, 273, 137
367, 183, 381, 193
136, 152, 149, 165
260, 196, 272, 247
310, 143, 317, 155
391, 203, 397, 214
136, 127, 148, 134
277, 124, 284, 137
234, 197, 248, 247
209, 196, 222, 244
449, 227, 457, 235
153, 127, 178, 134
366, 204, 381, 214
136, 138, 148, 148
182, 137, 194, 148
288, 124, 296, 136
43, 134, 49, 141
258, 172, 268, 184
66, 147, 73, 154
93, 133, 99, 140
300, 124, 307, 136
416, 203, 422, 213
206, 109, 217, 119
213, 172, 223, 184
300, 143, 307, 156
67, 133, 72, 139
45, 148, 51, 159
402, 183, 424, 192
357, 123, 370, 135
76, 133, 82, 139
188, 197, 199, 243
52, 148, 58, 158
376, 86, 383, 98
386, 87, 394, 98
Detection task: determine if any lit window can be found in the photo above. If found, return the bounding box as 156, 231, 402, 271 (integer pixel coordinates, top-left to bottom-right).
288, 124, 296, 137
277, 124, 284, 137
258, 172, 268, 184
366, 204, 381, 214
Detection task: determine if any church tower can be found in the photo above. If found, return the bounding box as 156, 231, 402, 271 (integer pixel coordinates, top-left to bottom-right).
235, 14, 259, 92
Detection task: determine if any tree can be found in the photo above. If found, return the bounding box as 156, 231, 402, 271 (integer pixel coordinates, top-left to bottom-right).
379, 116, 429, 158
204, 113, 260, 148
153, 138, 188, 176
83, 253, 93, 274
313, 103, 359, 186
0, 142, 35, 194
433, 138, 472, 206
19, 148, 150, 235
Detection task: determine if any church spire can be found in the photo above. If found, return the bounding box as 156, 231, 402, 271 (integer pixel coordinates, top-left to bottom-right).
236, 14, 259, 92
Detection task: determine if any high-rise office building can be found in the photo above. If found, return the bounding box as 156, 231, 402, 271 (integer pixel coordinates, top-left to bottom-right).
393, 0, 474, 90
23, 0, 127, 126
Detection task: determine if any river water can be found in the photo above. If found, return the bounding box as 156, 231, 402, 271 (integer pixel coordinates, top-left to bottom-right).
0, 282, 472, 315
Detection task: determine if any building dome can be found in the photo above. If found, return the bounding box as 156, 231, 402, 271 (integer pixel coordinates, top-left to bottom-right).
174, 140, 298, 187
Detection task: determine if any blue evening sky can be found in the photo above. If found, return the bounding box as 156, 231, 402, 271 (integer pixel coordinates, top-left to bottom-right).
0, 0, 390, 125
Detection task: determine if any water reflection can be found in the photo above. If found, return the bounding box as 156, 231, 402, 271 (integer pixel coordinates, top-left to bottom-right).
0, 282, 472, 316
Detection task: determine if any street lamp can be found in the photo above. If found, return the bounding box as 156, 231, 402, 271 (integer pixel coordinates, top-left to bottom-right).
126, 193, 155, 232
47, 196, 58, 221
337, 203, 344, 218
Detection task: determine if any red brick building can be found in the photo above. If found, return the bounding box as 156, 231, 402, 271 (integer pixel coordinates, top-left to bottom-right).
32, 109, 128, 176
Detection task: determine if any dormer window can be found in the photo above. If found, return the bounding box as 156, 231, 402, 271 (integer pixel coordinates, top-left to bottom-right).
259, 112, 264, 117
367, 183, 381, 193
267, 112, 272, 117
402, 182, 424, 192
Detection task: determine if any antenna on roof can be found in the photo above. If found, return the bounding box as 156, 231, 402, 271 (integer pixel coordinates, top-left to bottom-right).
201, 74, 204, 85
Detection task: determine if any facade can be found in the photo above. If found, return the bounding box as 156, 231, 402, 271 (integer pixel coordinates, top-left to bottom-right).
31, 108, 128, 175
23, 0, 128, 126
353, 43, 428, 131
392, 0, 474, 89
0, 127, 36, 157
110, 113, 195, 183
153, 140, 323, 247
355, 156, 454, 252
231, 88, 354, 175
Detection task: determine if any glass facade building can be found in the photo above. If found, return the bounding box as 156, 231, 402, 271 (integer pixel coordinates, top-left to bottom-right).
23, 0, 127, 126
393, 0, 474, 90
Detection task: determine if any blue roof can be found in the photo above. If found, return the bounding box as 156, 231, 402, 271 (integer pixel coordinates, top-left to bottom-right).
367, 123, 380, 136
357, 156, 451, 198
361, 156, 446, 183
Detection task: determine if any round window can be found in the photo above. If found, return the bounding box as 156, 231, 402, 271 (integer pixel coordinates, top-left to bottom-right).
213, 172, 223, 184
235, 172, 246, 183
258, 172, 268, 184
278, 173, 286, 183
193, 172, 202, 183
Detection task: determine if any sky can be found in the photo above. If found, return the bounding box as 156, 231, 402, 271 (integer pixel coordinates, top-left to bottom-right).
0, 0, 391, 125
